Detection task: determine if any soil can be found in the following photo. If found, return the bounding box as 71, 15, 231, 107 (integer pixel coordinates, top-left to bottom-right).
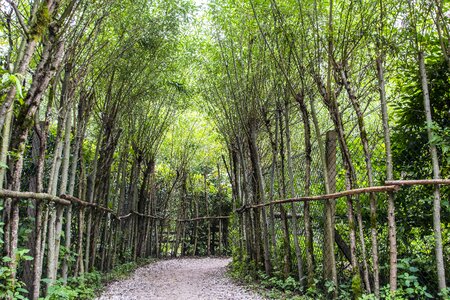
98, 257, 264, 300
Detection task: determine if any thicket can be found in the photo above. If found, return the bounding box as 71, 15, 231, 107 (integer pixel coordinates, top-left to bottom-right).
0, 1, 230, 299
0, 0, 449, 299
197, 0, 450, 299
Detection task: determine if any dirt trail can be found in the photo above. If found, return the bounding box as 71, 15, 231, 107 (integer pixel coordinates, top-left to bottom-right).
98, 257, 264, 300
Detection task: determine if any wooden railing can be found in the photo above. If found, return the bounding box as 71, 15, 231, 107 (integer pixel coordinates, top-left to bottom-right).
0, 189, 230, 300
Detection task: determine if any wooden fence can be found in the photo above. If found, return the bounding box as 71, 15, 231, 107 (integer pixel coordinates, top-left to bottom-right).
0, 190, 229, 299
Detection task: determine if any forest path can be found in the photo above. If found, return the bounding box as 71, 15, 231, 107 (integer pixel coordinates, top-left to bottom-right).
98, 257, 264, 300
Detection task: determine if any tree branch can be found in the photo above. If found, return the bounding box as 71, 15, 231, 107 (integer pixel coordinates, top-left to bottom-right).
6, 0, 29, 36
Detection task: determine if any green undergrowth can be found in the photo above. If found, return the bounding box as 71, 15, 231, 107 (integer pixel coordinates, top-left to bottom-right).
227, 258, 305, 300
42, 257, 156, 300
227, 257, 450, 300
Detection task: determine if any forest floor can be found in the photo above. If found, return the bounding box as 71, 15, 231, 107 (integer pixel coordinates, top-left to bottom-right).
97, 257, 264, 300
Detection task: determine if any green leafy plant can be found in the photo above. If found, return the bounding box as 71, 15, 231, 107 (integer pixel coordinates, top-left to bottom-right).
0, 249, 33, 300
396, 258, 433, 299
361, 259, 435, 300
438, 287, 450, 299
429, 122, 450, 164
42, 271, 101, 300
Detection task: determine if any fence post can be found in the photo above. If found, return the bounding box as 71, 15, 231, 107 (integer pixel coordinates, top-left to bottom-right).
218, 218, 223, 255
31, 201, 44, 300
323, 130, 337, 297
75, 206, 84, 276
155, 219, 160, 258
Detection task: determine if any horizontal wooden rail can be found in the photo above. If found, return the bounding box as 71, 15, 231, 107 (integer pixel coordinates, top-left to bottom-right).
118, 212, 132, 220
237, 185, 400, 211
0, 190, 138, 220
60, 194, 115, 214
385, 179, 450, 186
130, 210, 165, 220
0, 190, 230, 222
0, 190, 71, 205
177, 216, 231, 222
4, 179, 447, 219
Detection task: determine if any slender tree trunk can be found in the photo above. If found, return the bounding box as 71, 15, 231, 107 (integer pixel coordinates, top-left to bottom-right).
23, 125, 41, 295
47, 74, 72, 291
74, 207, 85, 277
376, 54, 397, 293
85, 133, 100, 272
205, 173, 211, 256
278, 107, 291, 278
418, 51, 446, 292
193, 196, 199, 255
232, 146, 245, 261
0, 102, 13, 188
248, 118, 271, 275
263, 108, 279, 256
296, 93, 314, 287
31, 91, 54, 299
284, 99, 303, 284
324, 130, 338, 298
339, 67, 373, 293
318, 78, 360, 289
240, 147, 254, 261
59, 104, 72, 283
63, 99, 86, 280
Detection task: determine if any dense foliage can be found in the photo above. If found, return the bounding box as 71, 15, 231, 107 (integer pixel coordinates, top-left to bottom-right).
0, 0, 449, 299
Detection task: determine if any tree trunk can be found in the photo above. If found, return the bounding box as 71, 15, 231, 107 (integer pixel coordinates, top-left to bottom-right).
248, 117, 271, 275
85, 128, 102, 271
205, 173, 211, 256
418, 51, 446, 292
46, 69, 72, 291
31, 90, 54, 299
284, 99, 304, 285
296, 92, 314, 287
324, 130, 338, 297
23, 124, 41, 296
0, 0, 59, 131
5, 26, 64, 285
376, 54, 397, 292
193, 195, 199, 255
59, 104, 72, 283
278, 107, 291, 278
263, 107, 279, 257
339, 67, 373, 293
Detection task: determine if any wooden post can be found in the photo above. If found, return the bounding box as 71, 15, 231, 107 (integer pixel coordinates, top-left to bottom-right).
31, 201, 44, 300
218, 219, 223, 255
205, 173, 212, 256
280, 204, 291, 278
323, 130, 337, 297
155, 219, 160, 258
193, 198, 199, 256
75, 207, 85, 277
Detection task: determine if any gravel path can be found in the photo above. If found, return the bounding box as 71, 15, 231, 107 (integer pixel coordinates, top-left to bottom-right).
98, 257, 264, 300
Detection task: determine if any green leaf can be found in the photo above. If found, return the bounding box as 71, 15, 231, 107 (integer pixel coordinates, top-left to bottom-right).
2, 256, 12, 262
17, 287, 28, 293
409, 266, 418, 272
